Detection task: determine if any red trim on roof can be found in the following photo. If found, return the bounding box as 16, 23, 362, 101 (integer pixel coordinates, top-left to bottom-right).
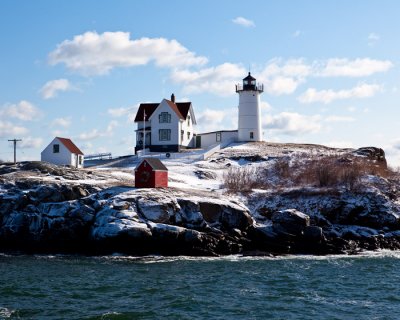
165, 100, 185, 120
56, 137, 84, 155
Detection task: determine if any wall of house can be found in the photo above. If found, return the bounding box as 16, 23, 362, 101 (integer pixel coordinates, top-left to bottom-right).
179, 107, 195, 148
70, 153, 84, 169
198, 131, 238, 149
150, 100, 180, 149
41, 138, 73, 167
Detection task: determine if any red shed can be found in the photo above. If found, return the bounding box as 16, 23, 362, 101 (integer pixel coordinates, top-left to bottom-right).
135, 158, 168, 188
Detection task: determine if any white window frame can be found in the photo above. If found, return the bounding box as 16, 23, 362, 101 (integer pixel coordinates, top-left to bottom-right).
159, 129, 171, 141
159, 112, 171, 123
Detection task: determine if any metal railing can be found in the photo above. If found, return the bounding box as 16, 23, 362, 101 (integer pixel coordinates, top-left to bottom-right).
235, 83, 264, 92
85, 152, 112, 160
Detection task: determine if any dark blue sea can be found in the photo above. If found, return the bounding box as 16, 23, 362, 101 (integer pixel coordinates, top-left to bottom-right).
1, 252, 400, 319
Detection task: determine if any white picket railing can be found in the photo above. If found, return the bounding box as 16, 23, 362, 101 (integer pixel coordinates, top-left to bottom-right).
136, 138, 237, 163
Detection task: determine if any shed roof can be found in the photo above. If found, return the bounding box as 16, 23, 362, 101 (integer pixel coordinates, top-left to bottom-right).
136, 158, 168, 171
56, 137, 84, 155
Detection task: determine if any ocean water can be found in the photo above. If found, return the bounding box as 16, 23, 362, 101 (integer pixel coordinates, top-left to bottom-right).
1, 252, 400, 319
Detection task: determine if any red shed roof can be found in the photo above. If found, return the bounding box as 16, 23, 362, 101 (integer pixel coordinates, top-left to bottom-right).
56, 137, 84, 155
135, 158, 168, 171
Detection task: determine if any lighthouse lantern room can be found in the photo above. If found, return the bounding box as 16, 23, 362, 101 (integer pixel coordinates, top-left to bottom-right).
236, 72, 264, 142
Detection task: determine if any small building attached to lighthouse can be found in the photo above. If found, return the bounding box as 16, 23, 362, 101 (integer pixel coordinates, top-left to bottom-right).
236, 72, 264, 142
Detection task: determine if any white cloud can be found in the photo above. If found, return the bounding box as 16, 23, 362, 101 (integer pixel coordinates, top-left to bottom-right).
81, 142, 93, 154
107, 105, 139, 123
196, 108, 237, 132
260, 101, 273, 112
171, 63, 246, 96
0, 100, 41, 121
258, 59, 311, 95
292, 30, 301, 37
40, 79, 73, 99
78, 120, 118, 141
368, 33, 380, 46
49, 31, 208, 75
347, 106, 357, 112
264, 112, 322, 135
106, 120, 118, 134
324, 115, 355, 122
0, 121, 28, 137
51, 117, 71, 128
78, 129, 102, 141
382, 142, 400, 167
298, 83, 383, 104
51, 130, 65, 137
108, 107, 131, 117
19, 137, 44, 149
262, 59, 312, 78
232, 17, 255, 28
318, 58, 392, 77
324, 141, 354, 149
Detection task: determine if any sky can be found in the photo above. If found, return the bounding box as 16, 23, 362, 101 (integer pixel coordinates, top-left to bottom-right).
1, 0, 400, 166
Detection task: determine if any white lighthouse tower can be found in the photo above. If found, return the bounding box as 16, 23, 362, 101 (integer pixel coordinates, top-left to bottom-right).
236, 72, 264, 142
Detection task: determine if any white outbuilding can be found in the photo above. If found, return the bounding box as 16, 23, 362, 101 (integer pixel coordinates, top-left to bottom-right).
41, 137, 84, 168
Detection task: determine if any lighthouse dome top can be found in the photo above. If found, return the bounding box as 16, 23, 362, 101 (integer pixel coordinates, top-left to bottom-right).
236, 72, 264, 93
243, 72, 256, 82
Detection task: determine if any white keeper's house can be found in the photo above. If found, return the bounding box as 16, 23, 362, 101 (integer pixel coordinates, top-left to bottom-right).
134, 73, 264, 152
134, 94, 196, 153
41, 137, 84, 168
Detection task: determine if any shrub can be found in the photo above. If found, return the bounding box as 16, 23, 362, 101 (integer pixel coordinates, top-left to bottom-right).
223, 166, 260, 193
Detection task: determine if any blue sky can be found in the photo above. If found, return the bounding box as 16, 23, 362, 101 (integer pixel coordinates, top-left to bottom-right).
1, 1, 400, 165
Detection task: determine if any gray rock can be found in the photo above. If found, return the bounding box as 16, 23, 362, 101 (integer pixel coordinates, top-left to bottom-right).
272, 209, 310, 235
304, 226, 324, 242
177, 199, 204, 226
136, 195, 179, 223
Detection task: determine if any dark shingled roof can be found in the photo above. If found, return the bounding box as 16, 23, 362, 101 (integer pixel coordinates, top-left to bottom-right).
136, 158, 168, 171
56, 137, 84, 155
134, 100, 192, 122
134, 103, 159, 122
176, 102, 192, 119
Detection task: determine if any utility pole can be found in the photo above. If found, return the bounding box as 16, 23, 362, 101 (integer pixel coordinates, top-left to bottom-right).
143, 109, 146, 157
8, 139, 22, 164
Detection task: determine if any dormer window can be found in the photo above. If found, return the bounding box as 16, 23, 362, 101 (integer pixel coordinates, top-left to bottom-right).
159, 112, 171, 123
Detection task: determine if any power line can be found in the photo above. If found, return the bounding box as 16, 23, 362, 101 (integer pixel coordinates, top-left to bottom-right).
8, 139, 22, 164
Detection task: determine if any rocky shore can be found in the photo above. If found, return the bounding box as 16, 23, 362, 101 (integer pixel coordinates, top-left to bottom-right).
1, 144, 400, 256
